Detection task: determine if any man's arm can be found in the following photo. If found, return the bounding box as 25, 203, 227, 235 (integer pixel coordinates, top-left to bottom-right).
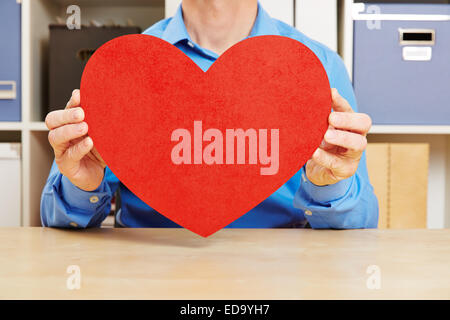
40, 162, 119, 228
40, 89, 120, 228
294, 154, 378, 229
293, 54, 379, 229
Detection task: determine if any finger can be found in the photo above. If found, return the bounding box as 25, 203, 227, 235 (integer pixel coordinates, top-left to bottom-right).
90, 146, 106, 167
66, 89, 81, 109
319, 138, 335, 151
48, 122, 88, 158
63, 136, 94, 164
324, 128, 367, 154
45, 107, 84, 130
329, 112, 372, 135
318, 124, 337, 151
311, 148, 344, 172
331, 88, 353, 113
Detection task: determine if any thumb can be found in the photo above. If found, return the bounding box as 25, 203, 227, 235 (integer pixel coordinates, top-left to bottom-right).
331, 88, 353, 113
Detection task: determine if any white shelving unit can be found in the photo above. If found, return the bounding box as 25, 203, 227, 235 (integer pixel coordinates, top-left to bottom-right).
296, 0, 338, 51
370, 126, 450, 135
0, 0, 165, 227
341, 0, 450, 228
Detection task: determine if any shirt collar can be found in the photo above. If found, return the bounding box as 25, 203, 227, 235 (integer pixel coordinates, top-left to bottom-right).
161, 4, 191, 45
248, 3, 280, 38
161, 2, 280, 46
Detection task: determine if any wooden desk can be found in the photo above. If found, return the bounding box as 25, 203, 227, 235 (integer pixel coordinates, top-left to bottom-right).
0, 227, 449, 299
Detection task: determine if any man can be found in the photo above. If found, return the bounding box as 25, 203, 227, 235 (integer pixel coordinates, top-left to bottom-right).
41, 0, 378, 229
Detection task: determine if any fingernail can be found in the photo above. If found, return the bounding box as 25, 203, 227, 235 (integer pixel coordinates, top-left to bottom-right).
329, 113, 341, 125
78, 122, 87, 133
85, 137, 92, 146
313, 149, 320, 157
73, 109, 83, 121
325, 130, 336, 140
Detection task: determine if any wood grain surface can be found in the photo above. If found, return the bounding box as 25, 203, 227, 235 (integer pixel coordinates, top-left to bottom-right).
0, 227, 449, 299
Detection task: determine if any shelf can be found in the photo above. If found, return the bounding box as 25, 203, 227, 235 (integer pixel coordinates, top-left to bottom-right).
8, 123, 450, 135
370, 125, 450, 135
28, 122, 48, 131
6, 123, 449, 135
0, 122, 23, 131
0, 122, 48, 131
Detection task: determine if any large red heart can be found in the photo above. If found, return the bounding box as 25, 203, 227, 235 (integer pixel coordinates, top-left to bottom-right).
81, 34, 331, 237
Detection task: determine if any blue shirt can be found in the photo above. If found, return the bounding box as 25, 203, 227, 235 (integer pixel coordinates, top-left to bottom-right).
40, 4, 378, 230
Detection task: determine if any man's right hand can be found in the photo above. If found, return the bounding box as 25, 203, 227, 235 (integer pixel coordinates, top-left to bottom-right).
45, 89, 106, 191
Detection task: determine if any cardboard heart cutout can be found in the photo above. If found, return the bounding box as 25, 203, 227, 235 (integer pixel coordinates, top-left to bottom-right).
81, 34, 331, 237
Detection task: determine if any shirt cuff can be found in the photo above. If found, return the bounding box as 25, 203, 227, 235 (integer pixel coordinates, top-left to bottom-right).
60, 174, 110, 212
301, 172, 353, 204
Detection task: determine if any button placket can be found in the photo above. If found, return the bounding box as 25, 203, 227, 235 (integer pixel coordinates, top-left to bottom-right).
89, 195, 99, 204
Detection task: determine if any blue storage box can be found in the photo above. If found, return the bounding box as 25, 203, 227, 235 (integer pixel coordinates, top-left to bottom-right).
0, 0, 21, 121
353, 3, 450, 125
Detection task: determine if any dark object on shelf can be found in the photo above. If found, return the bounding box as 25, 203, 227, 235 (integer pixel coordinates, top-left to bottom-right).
353, 3, 450, 125
48, 25, 141, 113
0, 0, 21, 121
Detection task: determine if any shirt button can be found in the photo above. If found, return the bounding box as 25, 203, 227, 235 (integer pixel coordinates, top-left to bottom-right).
69, 222, 78, 227
305, 210, 312, 216
90, 195, 99, 204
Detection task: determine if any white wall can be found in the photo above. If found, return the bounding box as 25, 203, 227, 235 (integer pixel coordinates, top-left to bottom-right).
165, 0, 179, 18
295, 0, 338, 51
259, 0, 294, 25
165, 0, 338, 52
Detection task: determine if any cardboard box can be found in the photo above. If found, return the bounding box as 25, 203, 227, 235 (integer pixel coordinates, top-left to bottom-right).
366, 143, 429, 228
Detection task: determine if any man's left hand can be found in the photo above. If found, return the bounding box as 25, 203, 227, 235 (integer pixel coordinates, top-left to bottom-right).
306, 88, 372, 186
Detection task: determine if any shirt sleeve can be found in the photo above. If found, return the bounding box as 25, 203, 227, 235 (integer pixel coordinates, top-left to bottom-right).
293, 52, 379, 229
40, 161, 120, 228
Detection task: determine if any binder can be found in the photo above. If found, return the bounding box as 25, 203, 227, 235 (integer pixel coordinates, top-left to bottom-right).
0, 0, 21, 121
